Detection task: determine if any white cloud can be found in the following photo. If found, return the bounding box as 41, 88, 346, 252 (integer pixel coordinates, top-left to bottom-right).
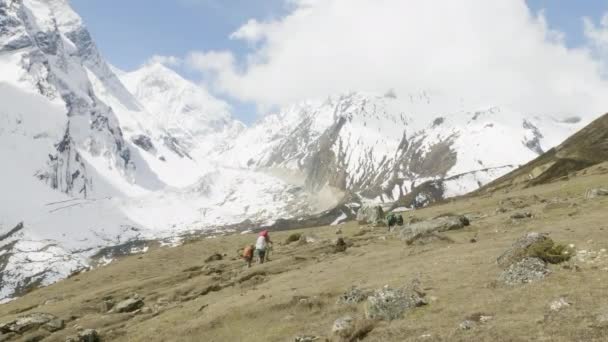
584, 13, 608, 61
144, 55, 182, 68
188, 0, 608, 118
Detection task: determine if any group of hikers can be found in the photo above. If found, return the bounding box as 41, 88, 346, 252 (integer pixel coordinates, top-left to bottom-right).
241, 229, 273, 268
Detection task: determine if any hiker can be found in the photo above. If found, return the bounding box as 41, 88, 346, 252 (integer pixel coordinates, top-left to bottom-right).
387, 213, 397, 231
242, 244, 254, 268
396, 214, 404, 226
255, 230, 273, 264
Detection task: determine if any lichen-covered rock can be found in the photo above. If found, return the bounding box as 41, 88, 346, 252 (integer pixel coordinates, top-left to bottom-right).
331, 316, 354, 338
497, 232, 549, 268
337, 287, 370, 305
498, 257, 549, 285
398, 216, 469, 240
365, 284, 427, 320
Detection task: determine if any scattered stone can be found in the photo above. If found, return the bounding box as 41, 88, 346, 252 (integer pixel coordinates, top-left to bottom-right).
459, 320, 475, 330
510, 212, 532, 220
398, 216, 469, 240
113, 298, 144, 313
204, 253, 223, 263
78, 329, 100, 342
334, 238, 348, 253
585, 188, 608, 199
331, 316, 354, 338
495, 207, 508, 214
140, 306, 153, 314
365, 281, 427, 320
99, 299, 114, 313
335, 228, 343, 235
0, 313, 57, 334
549, 298, 571, 311
43, 318, 65, 332
405, 232, 454, 246
294, 335, 320, 342
498, 257, 550, 285
285, 233, 302, 244
337, 287, 370, 305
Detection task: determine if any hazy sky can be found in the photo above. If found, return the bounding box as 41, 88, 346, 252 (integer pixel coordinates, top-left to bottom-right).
71, 0, 608, 124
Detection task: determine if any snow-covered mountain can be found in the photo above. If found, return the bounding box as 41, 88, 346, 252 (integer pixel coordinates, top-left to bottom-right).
119, 62, 244, 161
0, 0, 593, 302
225, 92, 586, 207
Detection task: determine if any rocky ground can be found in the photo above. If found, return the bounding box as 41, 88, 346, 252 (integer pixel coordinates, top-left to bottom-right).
1, 167, 608, 341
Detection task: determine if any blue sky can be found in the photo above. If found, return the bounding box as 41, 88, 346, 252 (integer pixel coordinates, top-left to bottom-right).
71, 0, 608, 123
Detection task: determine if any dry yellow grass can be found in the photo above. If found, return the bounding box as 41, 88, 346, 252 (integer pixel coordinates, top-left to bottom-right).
1, 172, 608, 341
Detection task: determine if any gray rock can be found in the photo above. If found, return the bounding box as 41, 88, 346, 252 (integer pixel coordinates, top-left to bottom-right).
78, 329, 100, 342
43, 318, 65, 332
549, 298, 571, 311
398, 216, 469, 240
497, 232, 549, 268
365, 284, 427, 320
0, 312, 56, 334
357, 206, 385, 226
113, 298, 144, 313
459, 320, 475, 330
294, 336, 320, 342
498, 257, 550, 285
337, 287, 370, 305
510, 212, 532, 220
331, 316, 355, 338
585, 188, 608, 199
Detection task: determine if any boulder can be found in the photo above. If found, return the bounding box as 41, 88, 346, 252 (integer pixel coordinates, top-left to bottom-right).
496, 232, 549, 268
42, 318, 65, 332
498, 257, 550, 285
398, 216, 469, 240
113, 298, 144, 313
331, 316, 354, 338
0, 313, 57, 334
356, 206, 385, 226
365, 284, 427, 321
78, 329, 100, 342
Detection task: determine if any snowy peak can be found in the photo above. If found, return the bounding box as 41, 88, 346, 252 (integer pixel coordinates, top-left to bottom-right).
119, 62, 245, 158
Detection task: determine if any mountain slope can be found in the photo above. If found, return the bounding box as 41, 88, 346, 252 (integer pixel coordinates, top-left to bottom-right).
474, 112, 608, 194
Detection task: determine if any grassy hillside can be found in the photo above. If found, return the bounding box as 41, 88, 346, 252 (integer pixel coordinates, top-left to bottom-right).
1, 165, 608, 341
